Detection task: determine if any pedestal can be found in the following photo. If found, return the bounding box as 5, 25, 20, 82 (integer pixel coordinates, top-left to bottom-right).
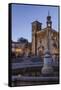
42, 49, 53, 75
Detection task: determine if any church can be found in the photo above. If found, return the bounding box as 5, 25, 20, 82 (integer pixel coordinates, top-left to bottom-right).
31, 13, 59, 61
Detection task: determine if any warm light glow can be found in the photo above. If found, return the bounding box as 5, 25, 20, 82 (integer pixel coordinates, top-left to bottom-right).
15, 48, 22, 52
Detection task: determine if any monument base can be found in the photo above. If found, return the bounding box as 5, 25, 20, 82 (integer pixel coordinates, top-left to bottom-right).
42, 65, 53, 75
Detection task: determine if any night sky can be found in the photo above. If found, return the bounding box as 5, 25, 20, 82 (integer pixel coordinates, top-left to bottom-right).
12, 4, 59, 42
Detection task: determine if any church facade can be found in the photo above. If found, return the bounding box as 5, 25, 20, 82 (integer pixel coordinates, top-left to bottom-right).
32, 14, 59, 61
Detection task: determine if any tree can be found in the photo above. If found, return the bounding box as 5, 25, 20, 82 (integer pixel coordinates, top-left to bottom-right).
17, 37, 28, 43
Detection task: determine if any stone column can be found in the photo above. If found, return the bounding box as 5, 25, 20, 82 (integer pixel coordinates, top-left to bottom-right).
41, 49, 53, 75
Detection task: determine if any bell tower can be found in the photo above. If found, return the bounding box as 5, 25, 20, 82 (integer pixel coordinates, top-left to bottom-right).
32, 21, 42, 55
46, 11, 52, 28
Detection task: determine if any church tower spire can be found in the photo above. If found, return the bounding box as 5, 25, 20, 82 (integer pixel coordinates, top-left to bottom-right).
46, 11, 52, 28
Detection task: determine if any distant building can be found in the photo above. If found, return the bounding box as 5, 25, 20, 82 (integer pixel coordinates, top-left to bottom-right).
12, 38, 31, 57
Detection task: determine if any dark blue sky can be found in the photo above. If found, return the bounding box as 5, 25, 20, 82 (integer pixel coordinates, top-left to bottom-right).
12, 4, 59, 42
